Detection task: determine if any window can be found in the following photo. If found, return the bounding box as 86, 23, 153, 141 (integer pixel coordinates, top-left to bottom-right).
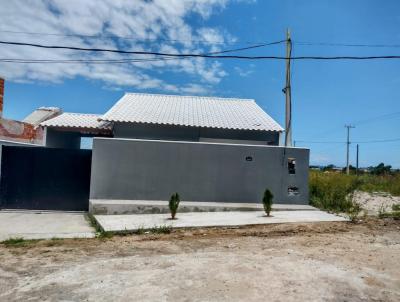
288, 158, 296, 174
288, 186, 299, 196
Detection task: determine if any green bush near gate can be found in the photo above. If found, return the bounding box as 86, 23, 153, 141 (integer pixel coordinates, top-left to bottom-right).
169, 193, 180, 219
262, 189, 274, 217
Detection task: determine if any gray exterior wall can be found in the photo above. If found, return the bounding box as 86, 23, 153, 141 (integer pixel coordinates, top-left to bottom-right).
90, 138, 309, 204
113, 123, 281, 146
44, 128, 81, 149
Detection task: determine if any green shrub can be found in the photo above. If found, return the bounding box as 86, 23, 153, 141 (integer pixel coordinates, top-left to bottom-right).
309, 170, 400, 216
262, 189, 273, 216
356, 174, 400, 196
169, 192, 180, 219
309, 171, 358, 213
347, 202, 363, 223
392, 204, 400, 211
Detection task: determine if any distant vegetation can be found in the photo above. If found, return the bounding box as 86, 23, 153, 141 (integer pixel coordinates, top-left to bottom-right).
309, 163, 400, 213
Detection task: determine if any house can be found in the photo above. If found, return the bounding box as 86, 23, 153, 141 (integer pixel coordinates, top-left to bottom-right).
40, 93, 310, 207
0, 91, 309, 211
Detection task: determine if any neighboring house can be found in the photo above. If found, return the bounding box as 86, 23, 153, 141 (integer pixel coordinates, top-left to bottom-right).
39, 93, 309, 206
0, 78, 61, 144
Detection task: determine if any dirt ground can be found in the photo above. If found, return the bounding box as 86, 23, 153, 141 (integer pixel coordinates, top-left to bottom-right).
0, 218, 399, 302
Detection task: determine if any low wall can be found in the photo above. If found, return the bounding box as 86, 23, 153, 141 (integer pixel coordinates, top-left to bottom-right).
90, 138, 309, 204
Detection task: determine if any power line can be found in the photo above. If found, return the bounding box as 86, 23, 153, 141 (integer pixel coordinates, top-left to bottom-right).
305, 110, 400, 140
0, 40, 287, 65
294, 41, 400, 48
0, 29, 233, 45
295, 138, 400, 144
2, 30, 400, 49
352, 111, 400, 126
2, 40, 400, 60
294, 140, 345, 144
0, 29, 287, 46
0, 58, 176, 64
354, 138, 400, 144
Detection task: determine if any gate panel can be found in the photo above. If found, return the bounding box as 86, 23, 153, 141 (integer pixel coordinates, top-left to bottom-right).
0, 146, 92, 211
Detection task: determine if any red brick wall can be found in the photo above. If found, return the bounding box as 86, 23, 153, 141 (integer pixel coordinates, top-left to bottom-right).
0, 118, 44, 144
0, 78, 4, 117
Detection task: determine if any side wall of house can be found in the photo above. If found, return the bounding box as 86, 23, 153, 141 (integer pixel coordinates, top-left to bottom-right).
44, 128, 81, 149
113, 123, 280, 146
90, 138, 309, 204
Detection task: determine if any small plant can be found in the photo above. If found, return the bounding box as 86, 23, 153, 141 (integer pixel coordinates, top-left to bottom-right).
262, 189, 274, 217
136, 226, 146, 235
150, 225, 172, 234
347, 203, 362, 223
169, 192, 180, 219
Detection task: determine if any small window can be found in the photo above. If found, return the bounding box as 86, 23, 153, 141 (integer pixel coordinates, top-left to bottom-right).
245, 156, 253, 162
288, 186, 299, 196
288, 158, 296, 174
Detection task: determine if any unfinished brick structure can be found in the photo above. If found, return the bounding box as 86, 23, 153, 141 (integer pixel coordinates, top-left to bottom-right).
0, 78, 60, 144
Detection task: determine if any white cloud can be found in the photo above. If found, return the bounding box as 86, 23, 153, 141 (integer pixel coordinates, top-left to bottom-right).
0, 0, 247, 94
234, 65, 254, 77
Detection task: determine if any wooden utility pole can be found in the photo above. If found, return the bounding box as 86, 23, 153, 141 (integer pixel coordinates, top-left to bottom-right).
284, 29, 292, 147
345, 124, 355, 174
356, 144, 359, 175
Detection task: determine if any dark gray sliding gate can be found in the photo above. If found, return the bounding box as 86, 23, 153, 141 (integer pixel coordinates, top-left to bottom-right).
0, 146, 92, 211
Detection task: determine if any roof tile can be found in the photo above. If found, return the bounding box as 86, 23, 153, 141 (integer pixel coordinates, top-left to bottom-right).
41, 113, 111, 129
101, 93, 283, 131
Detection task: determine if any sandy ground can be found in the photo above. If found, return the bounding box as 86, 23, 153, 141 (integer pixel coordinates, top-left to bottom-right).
0, 218, 399, 302
354, 191, 400, 215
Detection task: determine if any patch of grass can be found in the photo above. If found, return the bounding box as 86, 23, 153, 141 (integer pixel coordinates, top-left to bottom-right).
309, 171, 400, 215
392, 204, 400, 211
357, 174, 400, 196
378, 204, 400, 220
378, 211, 400, 220
44, 237, 65, 247
97, 231, 115, 239
149, 225, 172, 234
135, 226, 146, 235
86, 213, 102, 233
85, 214, 114, 239
1, 237, 36, 247
309, 171, 358, 213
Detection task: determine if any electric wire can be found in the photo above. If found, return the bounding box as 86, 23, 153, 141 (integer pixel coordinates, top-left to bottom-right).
1, 40, 400, 60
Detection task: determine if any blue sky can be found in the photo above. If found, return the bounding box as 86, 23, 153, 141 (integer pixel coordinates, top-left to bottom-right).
1, 0, 399, 167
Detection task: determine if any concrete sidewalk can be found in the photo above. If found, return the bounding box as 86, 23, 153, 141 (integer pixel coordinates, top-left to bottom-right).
95, 210, 348, 232
0, 211, 95, 241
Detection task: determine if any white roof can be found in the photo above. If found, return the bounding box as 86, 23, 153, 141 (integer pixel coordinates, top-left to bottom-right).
23, 107, 62, 126
41, 113, 111, 129
101, 93, 283, 131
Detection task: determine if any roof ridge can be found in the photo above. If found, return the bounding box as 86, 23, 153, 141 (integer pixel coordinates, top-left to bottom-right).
60, 112, 101, 116
124, 92, 255, 102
